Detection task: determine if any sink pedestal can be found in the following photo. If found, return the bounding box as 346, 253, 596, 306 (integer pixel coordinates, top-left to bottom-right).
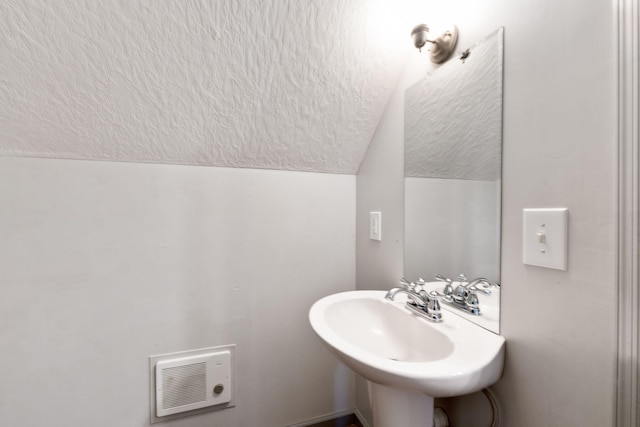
369, 382, 434, 427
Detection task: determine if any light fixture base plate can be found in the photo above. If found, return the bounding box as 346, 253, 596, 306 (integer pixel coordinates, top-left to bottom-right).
429, 25, 459, 64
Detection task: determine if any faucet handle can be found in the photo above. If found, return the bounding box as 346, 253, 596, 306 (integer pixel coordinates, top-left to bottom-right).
435, 274, 454, 295
399, 277, 416, 290
427, 290, 453, 303
480, 280, 500, 289
466, 278, 495, 295
413, 277, 428, 291
425, 290, 453, 314
435, 274, 451, 283
468, 284, 492, 296
465, 292, 480, 307
457, 273, 468, 282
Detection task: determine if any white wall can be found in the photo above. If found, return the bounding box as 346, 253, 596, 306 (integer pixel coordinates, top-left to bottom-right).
0, 157, 356, 427
356, 0, 618, 425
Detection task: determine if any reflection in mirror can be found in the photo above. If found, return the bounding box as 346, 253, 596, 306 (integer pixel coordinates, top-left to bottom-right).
404, 28, 503, 333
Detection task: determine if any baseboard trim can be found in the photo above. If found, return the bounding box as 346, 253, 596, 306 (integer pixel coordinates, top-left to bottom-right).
286, 409, 356, 427
353, 407, 372, 427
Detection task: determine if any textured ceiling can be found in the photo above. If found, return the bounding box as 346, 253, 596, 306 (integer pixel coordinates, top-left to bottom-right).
0, 0, 414, 174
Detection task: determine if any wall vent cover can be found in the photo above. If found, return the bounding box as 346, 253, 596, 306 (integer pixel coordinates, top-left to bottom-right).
161, 362, 207, 410
154, 349, 232, 418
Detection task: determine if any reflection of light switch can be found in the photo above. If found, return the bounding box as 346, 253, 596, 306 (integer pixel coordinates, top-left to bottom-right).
369, 212, 382, 241
523, 208, 568, 270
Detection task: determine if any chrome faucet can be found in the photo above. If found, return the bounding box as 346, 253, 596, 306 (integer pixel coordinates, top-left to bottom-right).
436, 274, 497, 315
386, 278, 451, 323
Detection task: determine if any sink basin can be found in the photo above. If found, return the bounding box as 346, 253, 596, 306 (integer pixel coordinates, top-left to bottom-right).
309, 290, 505, 398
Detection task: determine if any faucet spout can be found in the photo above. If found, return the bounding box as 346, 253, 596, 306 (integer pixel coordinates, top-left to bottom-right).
385, 286, 446, 322
464, 278, 493, 295
385, 287, 425, 305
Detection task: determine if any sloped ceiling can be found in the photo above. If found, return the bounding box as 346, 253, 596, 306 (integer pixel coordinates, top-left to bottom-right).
0, 0, 415, 174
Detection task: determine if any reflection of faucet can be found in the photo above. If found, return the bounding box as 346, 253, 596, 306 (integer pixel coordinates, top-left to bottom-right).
436, 274, 497, 316
435, 274, 454, 295
386, 279, 452, 323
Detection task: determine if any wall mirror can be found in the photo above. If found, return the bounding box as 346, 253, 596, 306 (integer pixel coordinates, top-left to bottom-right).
404, 28, 504, 333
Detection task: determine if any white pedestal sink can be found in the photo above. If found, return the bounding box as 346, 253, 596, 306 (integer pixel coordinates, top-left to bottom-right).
309, 291, 505, 427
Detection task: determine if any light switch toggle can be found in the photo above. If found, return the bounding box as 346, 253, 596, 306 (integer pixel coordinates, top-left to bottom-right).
536, 231, 546, 245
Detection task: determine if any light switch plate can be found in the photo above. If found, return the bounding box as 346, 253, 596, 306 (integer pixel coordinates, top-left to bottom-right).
522, 208, 568, 270
369, 212, 382, 241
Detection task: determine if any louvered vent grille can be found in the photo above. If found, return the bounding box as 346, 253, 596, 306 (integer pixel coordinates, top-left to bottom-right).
161, 362, 207, 410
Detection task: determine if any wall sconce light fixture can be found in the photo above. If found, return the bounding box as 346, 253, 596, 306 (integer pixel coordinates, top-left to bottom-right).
410, 24, 459, 64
